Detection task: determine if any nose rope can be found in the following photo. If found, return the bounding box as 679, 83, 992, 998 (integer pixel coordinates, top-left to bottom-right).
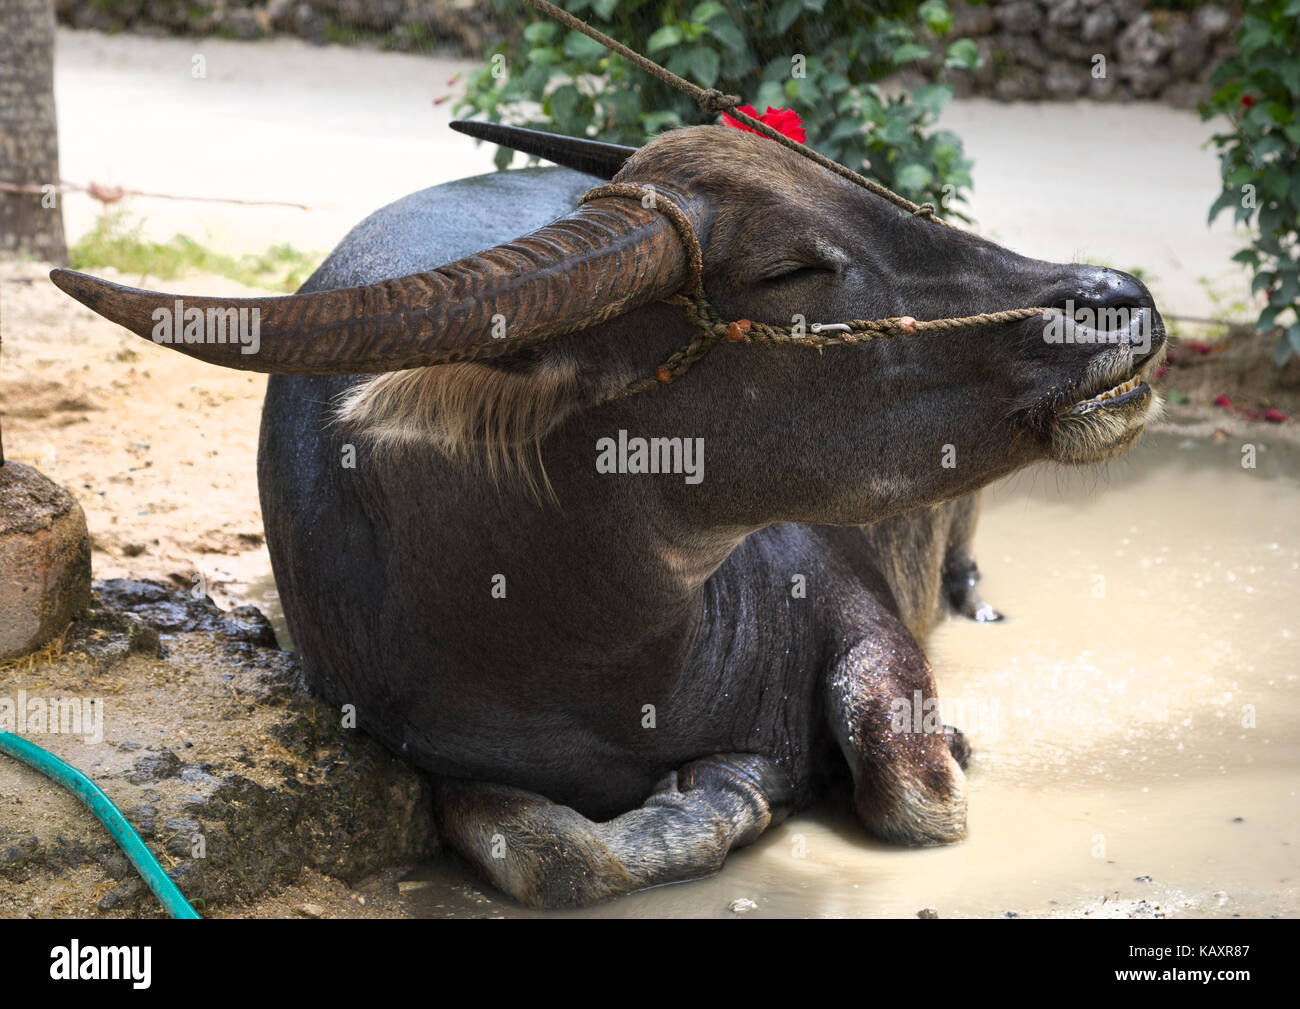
529, 0, 1056, 397
579, 184, 1055, 398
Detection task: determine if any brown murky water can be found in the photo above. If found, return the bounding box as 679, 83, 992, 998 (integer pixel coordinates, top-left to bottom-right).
263, 433, 1300, 918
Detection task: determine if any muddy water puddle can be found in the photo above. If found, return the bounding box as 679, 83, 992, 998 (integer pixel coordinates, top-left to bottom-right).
256, 433, 1300, 917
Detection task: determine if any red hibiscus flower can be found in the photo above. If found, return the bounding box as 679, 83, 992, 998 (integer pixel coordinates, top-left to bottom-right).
1240, 94, 1255, 108
721, 105, 806, 144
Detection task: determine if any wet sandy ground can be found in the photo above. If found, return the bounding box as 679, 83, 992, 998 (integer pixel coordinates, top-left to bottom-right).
217, 431, 1300, 919
384, 433, 1298, 918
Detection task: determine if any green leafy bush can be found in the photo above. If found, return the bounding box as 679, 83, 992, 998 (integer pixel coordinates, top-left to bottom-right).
456, 0, 980, 218
1201, 0, 1300, 364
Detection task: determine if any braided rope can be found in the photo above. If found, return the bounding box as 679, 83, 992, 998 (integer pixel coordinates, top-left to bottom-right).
579, 182, 705, 297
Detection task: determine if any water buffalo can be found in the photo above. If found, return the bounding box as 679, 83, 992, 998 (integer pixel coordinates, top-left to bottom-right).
52, 123, 1164, 908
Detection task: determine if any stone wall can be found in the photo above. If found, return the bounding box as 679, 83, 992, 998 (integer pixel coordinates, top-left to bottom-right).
54, 0, 505, 55
55, 1, 1240, 108
929, 1, 1240, 107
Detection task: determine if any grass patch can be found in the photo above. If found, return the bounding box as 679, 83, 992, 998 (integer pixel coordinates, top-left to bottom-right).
69, 214, 323, 292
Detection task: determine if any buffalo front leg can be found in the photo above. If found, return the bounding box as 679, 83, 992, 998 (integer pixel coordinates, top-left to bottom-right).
826, 624, 968, 846
436, 753, 792, 909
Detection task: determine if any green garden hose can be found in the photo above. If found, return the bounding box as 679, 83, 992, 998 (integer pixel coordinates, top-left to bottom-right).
0, 731, 201, 919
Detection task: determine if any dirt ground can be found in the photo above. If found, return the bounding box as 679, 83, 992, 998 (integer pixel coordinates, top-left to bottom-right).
1, 260, 271, 610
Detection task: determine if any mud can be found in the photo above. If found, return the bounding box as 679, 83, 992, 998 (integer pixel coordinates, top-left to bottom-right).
0, 580, 437, 918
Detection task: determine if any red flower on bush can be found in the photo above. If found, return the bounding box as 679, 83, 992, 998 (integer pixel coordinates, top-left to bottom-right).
721, 105, 806, 144
1240, 94, 1255, 108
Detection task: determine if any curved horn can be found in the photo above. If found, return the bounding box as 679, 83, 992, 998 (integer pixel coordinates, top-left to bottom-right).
451, 120, 635, 179
49, 197, 689, 375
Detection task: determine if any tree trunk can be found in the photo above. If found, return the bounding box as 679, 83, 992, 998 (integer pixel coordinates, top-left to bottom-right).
0, 0, 68, 264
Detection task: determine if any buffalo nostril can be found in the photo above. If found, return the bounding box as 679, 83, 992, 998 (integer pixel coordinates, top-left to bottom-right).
1042, 267, 1155, 315
1076, 268, 1154, 312
1039, 267, 1164, 361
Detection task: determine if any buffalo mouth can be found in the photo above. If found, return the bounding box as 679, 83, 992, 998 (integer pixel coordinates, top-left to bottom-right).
1047, 314, 1166, 463
1065, 373, 1152, 416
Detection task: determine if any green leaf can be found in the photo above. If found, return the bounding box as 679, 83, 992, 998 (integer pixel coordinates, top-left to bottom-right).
1257, 304, 1283, 331
563, 30, 608, 61
1273, 272, 1300, 306
774, 0, 805, 35
918, 0, 953, 36
523, 22, 557, 44
879, 117, 912, 146
707, 19, 746, 53
911, 83, 953, 118
691, 1, 727, 23
520, 62, 551, 96
1207, 189, 1236, 225
944, 38, 980, 71
755, 80, 786, 111
893, 42, 932, 66
1226, 165, 1255, 188
641, 110, 683, 134
548, 84, 583, 133
1238, 25, 1273, 59
895, 163, 933, 191
829, 117, 865, 141
670, 46, 721, 88
647, 25, 683, 53
590, 0, 620, 17
821, 71, 851, 94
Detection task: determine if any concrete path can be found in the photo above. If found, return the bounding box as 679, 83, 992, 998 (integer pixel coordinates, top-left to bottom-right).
939, 98, 1250, 318
52, 28, 1251, 317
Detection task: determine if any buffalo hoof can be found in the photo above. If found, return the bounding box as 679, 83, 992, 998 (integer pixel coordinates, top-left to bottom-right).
968, 600, 1004, 623
943, 560, 1004, 623
943, 725, 971, 769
